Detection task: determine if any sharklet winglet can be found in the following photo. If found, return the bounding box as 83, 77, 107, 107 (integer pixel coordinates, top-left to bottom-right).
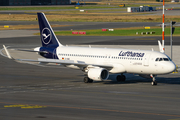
3, 45, 12, 59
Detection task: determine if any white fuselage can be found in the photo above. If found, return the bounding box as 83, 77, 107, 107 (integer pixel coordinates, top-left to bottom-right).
55, 46, 176, 75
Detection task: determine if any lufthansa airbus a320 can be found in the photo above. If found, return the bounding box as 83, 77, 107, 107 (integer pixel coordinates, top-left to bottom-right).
3, 13, 176, 85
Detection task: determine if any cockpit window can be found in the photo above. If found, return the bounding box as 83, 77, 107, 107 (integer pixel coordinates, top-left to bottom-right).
159, 58, 163, 61
163, 58, 169, 61
155, 58, 159, 61
166, 55, 172, 61
155, 58, 170, 61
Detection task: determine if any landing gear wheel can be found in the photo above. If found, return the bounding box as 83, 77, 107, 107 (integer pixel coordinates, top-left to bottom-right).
116, 75, 121, 82
84, 77, 89, 83
151, 81, 157, 86
116, 75, 126, 82
89, 79, 93, 83
151, 74, 157, 86
122, 75, 126, 81
83, 77, 93, 83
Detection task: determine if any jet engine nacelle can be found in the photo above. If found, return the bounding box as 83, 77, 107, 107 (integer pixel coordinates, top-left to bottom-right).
88, 68, 109, 81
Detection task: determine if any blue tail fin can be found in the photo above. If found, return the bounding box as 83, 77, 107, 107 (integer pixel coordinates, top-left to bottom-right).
37, 12, 62, 48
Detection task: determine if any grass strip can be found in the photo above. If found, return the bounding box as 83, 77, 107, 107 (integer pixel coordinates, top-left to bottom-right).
1, 14, 180, 22
54, 26, 180, 36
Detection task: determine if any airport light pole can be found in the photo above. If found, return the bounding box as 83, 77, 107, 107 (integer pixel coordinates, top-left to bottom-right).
162, 0, 165, 53
170, 21, 176, 60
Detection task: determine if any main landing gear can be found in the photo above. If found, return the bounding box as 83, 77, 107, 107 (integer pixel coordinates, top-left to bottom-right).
151, 74, 157, 86
84, 77, 93, 83
116, 74, 126, 82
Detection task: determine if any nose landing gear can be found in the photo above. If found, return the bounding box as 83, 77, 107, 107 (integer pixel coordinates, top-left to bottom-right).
151, 74, 157, 85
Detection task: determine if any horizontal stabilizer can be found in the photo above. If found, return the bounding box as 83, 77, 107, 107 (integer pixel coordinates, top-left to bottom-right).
17, 49, 48, 54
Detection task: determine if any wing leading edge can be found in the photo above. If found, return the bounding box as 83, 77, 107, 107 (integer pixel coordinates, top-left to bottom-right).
17, 58, 113, 70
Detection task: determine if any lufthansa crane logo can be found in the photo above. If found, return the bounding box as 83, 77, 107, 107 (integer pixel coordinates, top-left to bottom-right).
41, 28, 52, 44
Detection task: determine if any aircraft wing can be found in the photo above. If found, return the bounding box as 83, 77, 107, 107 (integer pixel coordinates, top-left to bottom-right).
3, 45, 113, 69
17, 58, 113, 70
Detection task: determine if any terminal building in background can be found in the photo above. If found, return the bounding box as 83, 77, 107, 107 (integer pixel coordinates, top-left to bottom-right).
0, 0, 71, 6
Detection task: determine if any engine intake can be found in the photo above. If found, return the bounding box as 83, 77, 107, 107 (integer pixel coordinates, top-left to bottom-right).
88, 68, 109, 81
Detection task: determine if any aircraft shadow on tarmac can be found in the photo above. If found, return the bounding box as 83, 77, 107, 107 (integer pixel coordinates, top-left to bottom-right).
73, 74, 180, 85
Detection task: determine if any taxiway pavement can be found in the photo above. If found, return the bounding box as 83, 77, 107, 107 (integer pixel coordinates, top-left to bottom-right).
0, 22, 180, 120
0, 51, 180, 120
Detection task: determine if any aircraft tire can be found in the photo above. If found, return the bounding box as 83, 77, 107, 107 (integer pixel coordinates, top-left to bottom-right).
116, 75, 121, 82
122, 75, 126, 81
116, 75, 126, 82
84, 77, 89, 83
89, 79, 93, 83
151, 81, 157, 86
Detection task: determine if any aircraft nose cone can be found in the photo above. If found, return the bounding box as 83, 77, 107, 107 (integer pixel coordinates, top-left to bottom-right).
168, 62, 176, 73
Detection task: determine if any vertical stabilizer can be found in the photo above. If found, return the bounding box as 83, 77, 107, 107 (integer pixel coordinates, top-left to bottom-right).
37, 12, 62, 48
